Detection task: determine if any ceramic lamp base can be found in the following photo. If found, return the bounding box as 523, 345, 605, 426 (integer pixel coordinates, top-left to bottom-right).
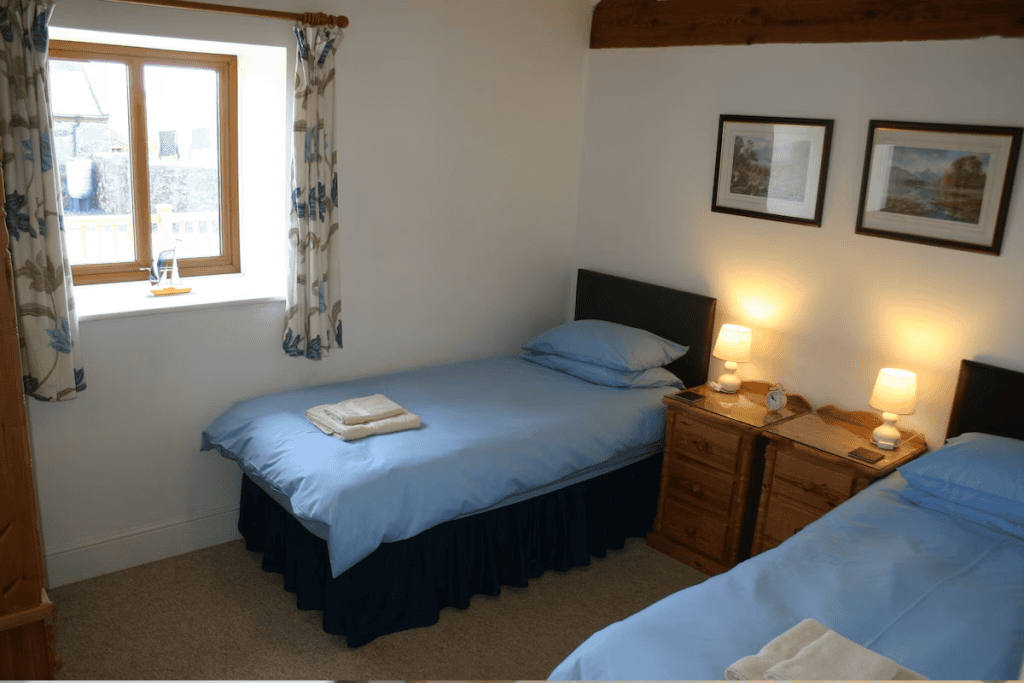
871, 413, 901, 450
716, 361, 741, 393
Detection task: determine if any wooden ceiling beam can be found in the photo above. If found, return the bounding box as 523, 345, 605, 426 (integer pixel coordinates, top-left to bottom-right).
590, 0, 1024, 49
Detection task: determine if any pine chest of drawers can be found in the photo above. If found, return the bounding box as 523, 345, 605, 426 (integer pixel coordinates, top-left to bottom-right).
647, 383, 811, 575
751, 405, 928, 555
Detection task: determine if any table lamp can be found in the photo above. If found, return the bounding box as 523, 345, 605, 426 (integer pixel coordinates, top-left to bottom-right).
869, 368, 917, 450
711, 324, 751, 393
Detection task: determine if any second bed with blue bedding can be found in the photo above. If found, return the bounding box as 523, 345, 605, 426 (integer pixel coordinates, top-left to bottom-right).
550, 464, 1024, 680
550, 358, 1024, 681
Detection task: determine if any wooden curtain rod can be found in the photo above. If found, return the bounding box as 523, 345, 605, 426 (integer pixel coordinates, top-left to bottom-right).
106, 0, 349, 28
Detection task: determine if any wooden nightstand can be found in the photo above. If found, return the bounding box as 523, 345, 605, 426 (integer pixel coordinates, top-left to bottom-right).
648, 382, 812, 575
751, 405, 928, 556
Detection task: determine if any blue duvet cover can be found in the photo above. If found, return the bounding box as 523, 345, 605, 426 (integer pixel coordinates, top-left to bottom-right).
549, 473, 1024, 681
202, 355, 677, 578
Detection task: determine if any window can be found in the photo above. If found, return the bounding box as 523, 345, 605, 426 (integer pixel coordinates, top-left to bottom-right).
48, 41, 239, 284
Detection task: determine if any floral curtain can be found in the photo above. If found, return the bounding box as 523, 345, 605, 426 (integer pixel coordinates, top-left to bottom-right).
1, 0, 86, 401
283, 23, 341, 360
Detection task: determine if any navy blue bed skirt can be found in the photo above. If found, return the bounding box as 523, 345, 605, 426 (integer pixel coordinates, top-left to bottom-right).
237, 451, 664, 647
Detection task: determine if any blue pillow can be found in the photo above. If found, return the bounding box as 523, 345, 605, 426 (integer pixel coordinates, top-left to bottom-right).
522, 320, 688, 372
520, 351, 684, 389
898, 432, 1024, 537
899, 483, 1024, 540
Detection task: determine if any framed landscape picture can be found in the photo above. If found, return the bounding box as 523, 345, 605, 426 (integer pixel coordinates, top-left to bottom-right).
855, 120, 1022, 255
711, 115, 834, 226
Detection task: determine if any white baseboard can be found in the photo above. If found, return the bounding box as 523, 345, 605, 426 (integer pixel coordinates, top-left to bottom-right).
44, 507, 242, 588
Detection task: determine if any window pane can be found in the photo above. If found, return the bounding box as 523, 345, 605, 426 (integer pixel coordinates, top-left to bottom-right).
144, 64, 222, 261
49, 59, 136, 265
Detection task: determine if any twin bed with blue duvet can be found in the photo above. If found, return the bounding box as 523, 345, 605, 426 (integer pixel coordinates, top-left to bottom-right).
204, 354, 678, 580
201, 269, 718, 646
550, 358, 1024, 681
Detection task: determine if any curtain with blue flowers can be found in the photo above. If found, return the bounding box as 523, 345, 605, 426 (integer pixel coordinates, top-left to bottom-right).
1, 0, 86, 401
283, 23, 341, 360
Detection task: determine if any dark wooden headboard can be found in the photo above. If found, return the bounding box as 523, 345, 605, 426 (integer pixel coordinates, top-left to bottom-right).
573, 269, 718, 390
946, 359, 1024, 442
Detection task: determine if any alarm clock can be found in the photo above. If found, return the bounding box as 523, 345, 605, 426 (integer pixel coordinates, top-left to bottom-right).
766, 384, 788, 411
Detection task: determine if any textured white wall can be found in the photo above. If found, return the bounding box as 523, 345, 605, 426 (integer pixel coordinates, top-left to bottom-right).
30, 0, 592, 586
574, 37, 1024, 449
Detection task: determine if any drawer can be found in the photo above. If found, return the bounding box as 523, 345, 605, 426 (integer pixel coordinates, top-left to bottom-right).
670, 410, 743, 474
772, 445, 856, 513
660, 494, 730, 562
763, 494, 822, 545
663, 453, 735, 516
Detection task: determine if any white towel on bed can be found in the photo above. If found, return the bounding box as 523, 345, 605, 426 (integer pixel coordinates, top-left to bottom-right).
725, 618, 829, 680
319, 393, 407, 425
765, 629, 927, 680
726, 618, 927, 681
333, 410, 421, 441
306, 403, 420, 441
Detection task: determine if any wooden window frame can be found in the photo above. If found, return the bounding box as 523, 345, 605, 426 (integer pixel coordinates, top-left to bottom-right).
49, 41, 240, 284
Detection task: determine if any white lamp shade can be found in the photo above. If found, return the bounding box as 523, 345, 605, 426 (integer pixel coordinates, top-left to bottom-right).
712, 324, 752, 363
869, 368, 917, 415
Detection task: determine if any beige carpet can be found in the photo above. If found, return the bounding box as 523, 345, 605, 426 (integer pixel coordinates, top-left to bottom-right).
48, 537, 708, 680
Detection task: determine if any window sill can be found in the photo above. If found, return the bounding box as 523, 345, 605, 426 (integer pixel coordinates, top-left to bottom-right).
75, 274, 285, 322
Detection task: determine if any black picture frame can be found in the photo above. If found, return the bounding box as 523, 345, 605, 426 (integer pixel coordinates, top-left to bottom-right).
855, 120, 1022, 256
711, 114, 834, 227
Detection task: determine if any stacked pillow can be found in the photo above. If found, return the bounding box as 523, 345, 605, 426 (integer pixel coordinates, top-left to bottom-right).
520, 319, 688, 389
898, 431, 1024, 540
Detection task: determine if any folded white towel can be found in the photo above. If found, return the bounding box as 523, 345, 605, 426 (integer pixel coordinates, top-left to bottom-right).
765, 629, 927, 680
333, 410, 421, 441
322, 394, 407, 425
307, 404, 420, 441
306, 394, 407, 434
725, 618, 829, 680
306, 407, 341, 435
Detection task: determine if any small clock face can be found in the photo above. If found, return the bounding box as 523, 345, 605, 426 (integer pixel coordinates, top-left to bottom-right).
766, 389, 787, 411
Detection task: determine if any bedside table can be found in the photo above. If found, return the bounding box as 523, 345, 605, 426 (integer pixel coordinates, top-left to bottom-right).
647, 382, 812, 575
751, 405, 928, 556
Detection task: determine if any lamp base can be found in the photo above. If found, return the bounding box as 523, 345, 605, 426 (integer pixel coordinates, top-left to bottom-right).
871, 414, 901, 450
715, 371, 741, 393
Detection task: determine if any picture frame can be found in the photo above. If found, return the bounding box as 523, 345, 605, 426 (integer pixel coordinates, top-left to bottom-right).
855, 120, 1022, 256
711, 114, 834, 226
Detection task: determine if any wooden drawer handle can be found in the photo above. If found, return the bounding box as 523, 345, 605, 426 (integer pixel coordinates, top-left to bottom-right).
684, 438, 710, 453
801, 481, 823, 495
799, 481, 838, 506
689, 483, 702, 494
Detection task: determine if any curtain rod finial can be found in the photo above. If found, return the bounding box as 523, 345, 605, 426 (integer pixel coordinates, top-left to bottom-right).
301, 11, 347, 28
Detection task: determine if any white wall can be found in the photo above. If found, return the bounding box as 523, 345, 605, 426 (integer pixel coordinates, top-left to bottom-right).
29, 0, 592, 587
575, 37, 1024, 448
